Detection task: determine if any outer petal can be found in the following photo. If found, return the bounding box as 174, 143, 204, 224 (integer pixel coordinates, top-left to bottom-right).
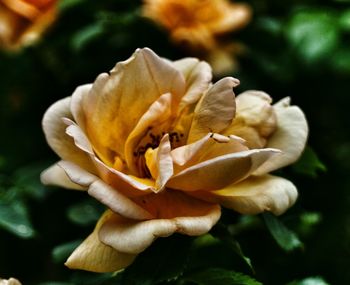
204, 175, 298, 215
70, 83, 92, 131
172, 58, 212, 111
167, 148, 280, 191
42, 97, 96, 173
66, 211, 136, 273
82, 48, 186, 164
58, 161, 154, 220
187, 77, 239, 143
253, 97, 308, 175
99, 191, 221, 254
41, 162, 85, 191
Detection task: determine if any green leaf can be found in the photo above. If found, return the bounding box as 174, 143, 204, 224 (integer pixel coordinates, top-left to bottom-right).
58, 0, 85, 12
331, 49, 350, 74
71, 23, 104, 51
67, 199, 104, 226
13, 163, 48, 200
0, 199, 35, 238
184, 268, 262, 285
52, 240, 82, 264
286, 10, 340, 63
263, 213, 303, 252
339, 9, 350, 31
286, 276, 330, 285
122, 235, 193, 285
297, 212, 322, 236
291, 146, 326, 178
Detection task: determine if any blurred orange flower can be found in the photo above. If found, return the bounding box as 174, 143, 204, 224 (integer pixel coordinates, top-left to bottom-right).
0, 0, 57, 50
143, 0, 252, 73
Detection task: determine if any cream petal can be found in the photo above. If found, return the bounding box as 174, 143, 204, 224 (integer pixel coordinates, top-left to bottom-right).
124, 93, 174, 175
64, 118, 94, 155
70, 83, 92, 131
172, 58, 212, 111
209, 175, 298, 215
99, 191, 221, 254
82, 48, 186, 164
40, 163, 86, 191
188, 77, 239, 143
42, 97, 96, 172
167, 148, 280, 191
154, 134, 174, 192
171, 133, 248, 174
253, 97, 308, 175
66, 211, 136, 273
58, 161, 153, 220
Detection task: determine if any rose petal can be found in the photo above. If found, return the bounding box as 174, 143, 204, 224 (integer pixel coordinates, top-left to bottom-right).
172, 58, 212, 111
124, 93, 174, 175
40, 162, 86, 191
154, 134, 174, 192
99, 191, 221, 254
65, 211, 136, 273
208, 3, 252, 34
208, 175, 298, 215
253, 97, 308, 175
42, 97, 96, 172
58, 161, 153, 220
171, 133, 248, 173
187, 77, 239, 143
70, 83, 92, 131
167, 148, 280, 191
82, 48, 185, 165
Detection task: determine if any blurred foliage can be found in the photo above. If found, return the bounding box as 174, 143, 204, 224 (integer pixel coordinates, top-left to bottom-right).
0, 0, 349, 284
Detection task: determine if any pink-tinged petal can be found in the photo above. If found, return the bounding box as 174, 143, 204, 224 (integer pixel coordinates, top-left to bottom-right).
99, 191, 221, 254
70, 83, 92, 131
171, 133, 248, 174
58, 161, 153, 220
167, 148, 280, 191
208, 175, 298, 215
172, 58, 212, 111
82, 48, 186, 165
124, 93, 174, 175
66, 211, 136, 273
42, 97, 96, 173
188, 77, 239, 143
40, 163, 85, 191
253, 97, 308, 175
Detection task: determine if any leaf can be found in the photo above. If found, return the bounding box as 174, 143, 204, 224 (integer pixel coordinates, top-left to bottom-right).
263, 213, 303, 252
339, 9, 350, 31
0, 199, 35, 238
71, 23, 104, 51
286, 276, 330, 285
52, 239, 83, 264
58, 0, 85, 12
67, 199, 104, 226
121, 235, 193, 285
298, 212, 322, 236
13, 163, 49, 200
184, 268, 262, 285
286, 10, 340, 63
291, 146, 326, 178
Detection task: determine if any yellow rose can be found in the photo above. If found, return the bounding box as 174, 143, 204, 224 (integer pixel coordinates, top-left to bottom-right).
0, 278, 21, 285
41, 48, 308, 272
0, 0, 57, 50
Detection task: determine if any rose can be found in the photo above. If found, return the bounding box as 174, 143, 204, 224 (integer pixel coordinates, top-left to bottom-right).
41, 48, 308, 272
0, 278, 21, 285
0, 0, 56, 50
142, 0, 252, 74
